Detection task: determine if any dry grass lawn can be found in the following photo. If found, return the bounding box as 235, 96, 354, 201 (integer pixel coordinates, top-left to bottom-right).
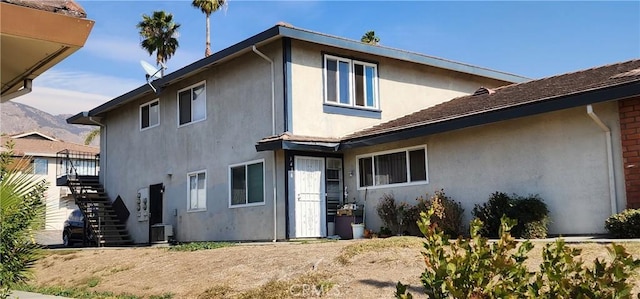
27, 238, 640, 299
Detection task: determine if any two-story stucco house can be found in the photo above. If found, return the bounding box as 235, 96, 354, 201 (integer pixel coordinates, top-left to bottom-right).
68, 24, 528, 243
1, 132, 99, 230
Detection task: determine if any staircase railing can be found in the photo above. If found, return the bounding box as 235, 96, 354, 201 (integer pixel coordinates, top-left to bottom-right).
56, 149, 100, 178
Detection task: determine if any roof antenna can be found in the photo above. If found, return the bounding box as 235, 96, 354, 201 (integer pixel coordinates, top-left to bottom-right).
140, 60, 166, 93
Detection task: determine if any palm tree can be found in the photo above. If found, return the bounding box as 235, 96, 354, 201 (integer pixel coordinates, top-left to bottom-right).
361, 30, 380, 45
191, 0, 226, 57
84, 128, 100, 146
137, 11, 181, 69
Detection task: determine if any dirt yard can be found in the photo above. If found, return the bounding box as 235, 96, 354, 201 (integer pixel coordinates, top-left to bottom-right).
27, 238, 640, 299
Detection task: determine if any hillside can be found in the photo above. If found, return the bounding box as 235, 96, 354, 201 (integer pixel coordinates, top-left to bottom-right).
0, 101, 96, 145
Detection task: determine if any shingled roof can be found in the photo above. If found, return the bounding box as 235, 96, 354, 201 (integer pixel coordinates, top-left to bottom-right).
340, 59, 640, 148
1, 132, 98, 157
2, 0, 87, 18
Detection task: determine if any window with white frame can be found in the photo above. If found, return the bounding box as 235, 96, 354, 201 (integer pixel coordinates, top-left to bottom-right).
32, 158, 48, 175
140, 99, 159, 130
178, 82, 206, 126
324, 54, 378, 109
187, 171, 206, 211
229, 160, 264, 207
358, 146, 427, 188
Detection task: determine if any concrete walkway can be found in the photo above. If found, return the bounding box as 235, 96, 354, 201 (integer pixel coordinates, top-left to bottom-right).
9, 291, 71, 299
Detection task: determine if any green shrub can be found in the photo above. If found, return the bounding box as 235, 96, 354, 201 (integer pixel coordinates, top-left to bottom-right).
396, 209, 640, 298
472, 191, 512, 238
406, 189, 464, 237
472, 192, 549, 238
168, 242, 234, 251
605, 209, 640, 238
511, 194, 549, 239
376, 193, 411, 235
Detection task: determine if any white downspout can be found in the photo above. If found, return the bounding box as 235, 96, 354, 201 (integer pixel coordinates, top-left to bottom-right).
88, 117, 106, 188
586, 105, 617, 215
252, 45, 278, 242
2, 79, 32, 102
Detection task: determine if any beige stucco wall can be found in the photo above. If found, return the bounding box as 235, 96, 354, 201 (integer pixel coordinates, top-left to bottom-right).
26, 156, 77, 230
343, 102, 625, 235
289, 40, 513, 138
101, 42, 288, 243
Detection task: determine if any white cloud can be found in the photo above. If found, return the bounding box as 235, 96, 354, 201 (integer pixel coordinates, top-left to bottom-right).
35, 70, 142, 98
13, 69, 146, 115
13, 87, 111, 115
83, 35, 202, 71
83, 35, 147, 65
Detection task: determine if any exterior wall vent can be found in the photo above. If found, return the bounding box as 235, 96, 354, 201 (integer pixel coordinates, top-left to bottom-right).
473, 87, 495, 96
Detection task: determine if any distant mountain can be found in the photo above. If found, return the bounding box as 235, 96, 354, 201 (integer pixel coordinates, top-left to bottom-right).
0, 101, 97, 145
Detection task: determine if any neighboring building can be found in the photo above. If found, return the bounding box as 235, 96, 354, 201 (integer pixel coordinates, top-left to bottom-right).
68, 23, 526, 243
1, 0, 94, 100
1, 132, 99, 230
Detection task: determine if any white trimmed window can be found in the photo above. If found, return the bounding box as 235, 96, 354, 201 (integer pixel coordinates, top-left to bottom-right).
187, 170, 206, 211
324, 54, 378, 109
140, 99, 159, 130
178, 82, 206, 126
229, 160, 265, 207
32, 158, 48, 175
357, 146, 427, 188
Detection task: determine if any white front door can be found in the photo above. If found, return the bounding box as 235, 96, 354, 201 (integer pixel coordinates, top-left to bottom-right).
294, 156, 326, 238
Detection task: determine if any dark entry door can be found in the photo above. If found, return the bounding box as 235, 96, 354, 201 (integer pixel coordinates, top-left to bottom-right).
148, 183, 163, 242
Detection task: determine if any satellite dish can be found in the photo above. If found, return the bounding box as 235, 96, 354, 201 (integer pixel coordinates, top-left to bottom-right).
140, 60, 166, 93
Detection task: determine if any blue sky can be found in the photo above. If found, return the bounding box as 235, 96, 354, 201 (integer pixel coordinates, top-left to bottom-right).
14, 0, 640, 115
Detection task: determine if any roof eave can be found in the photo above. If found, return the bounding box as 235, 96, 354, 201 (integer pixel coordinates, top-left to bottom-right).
67, 111, 102, 125
256, 139, 340, 152
278, 26, 528, 84
341, 80, 640, 149
0, 2, 94, 97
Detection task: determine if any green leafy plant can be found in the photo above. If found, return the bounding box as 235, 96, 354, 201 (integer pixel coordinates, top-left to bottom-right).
394, 282, 413, 299
397, 208, 640, 298
378, 226, 392, 237
605, 209, 640, 238
0, 143, 48, 299
528, 240, 640, 298
473, 192, 549, 238
419, 209, 533, 298
472, 191, 512, 238
406, 189, 464, 237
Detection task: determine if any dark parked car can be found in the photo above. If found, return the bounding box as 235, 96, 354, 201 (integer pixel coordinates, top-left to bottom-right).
62, 209, 95, 247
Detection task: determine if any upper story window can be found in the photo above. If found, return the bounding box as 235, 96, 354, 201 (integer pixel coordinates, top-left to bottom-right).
357, 146, 427, 189
324, 54, 378, 109
140, 99, 159, 130
32, 158, 48, 175
178, 81, 206, 126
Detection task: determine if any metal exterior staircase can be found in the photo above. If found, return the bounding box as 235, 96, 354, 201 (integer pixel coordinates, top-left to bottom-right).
56, 150, 133, 246
67, 175, 133, 246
